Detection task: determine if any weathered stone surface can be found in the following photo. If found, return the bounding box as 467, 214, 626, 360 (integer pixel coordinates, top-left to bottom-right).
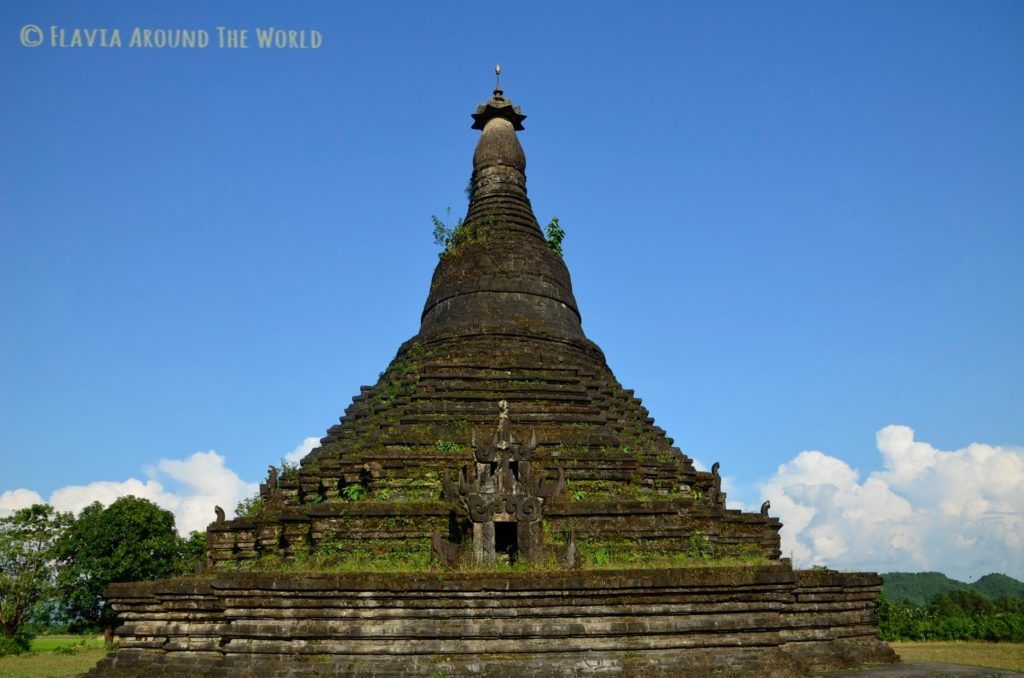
89, 568, 895, 677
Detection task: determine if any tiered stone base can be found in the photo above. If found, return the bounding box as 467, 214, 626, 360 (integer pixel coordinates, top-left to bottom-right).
88, 565, 896, 676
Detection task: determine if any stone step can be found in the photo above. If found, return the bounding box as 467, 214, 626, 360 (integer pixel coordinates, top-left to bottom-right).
422, 378, 588, 392
417, 367, 582, 382
410, 390, 593, 404
400, 412, 608, 425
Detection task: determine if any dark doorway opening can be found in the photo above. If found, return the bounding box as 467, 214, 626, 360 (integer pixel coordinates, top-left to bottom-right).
494, 521, 518, 565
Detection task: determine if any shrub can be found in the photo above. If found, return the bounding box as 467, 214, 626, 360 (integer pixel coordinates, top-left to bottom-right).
0, 627, 33, 656
545, 217, 565, 256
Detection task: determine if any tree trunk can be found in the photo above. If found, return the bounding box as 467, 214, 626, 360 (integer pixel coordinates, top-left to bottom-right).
103, 624, 114, 646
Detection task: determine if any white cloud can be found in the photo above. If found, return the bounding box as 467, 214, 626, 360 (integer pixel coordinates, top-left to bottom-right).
761, 425, 1024, 581
45, 450, 259, 534
49, 478, 171, 518
0, 488, 45, 516
283, 436, 320, 465
0, 447, 279, 534
155, 451, 259, 534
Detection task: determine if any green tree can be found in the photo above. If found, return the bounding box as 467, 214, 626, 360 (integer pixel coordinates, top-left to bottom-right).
53, 496, 183, 643
0, 504, 72, 653
948, 589, 995, 616
176, 530, 208, 575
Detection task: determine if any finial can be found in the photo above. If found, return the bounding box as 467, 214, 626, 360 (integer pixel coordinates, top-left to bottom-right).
471, 67, 526, 130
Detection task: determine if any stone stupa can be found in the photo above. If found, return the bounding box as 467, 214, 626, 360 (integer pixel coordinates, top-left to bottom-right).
90, 70, 896, 677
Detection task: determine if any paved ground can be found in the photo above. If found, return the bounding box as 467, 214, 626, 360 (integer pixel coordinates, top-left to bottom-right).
825, 662, 1022, 677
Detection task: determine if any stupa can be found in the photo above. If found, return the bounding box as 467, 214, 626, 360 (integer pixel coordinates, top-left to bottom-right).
90, 71, 896, 676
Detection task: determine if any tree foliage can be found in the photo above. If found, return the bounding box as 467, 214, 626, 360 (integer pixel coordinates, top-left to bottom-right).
177, 530, 208, 575
545, 217, 565, 256
0, 504, 72, 652
876, 589, 1024, 642
882, 571, 1024, 606
52, 497, 184, 639
235, 494, 262, 518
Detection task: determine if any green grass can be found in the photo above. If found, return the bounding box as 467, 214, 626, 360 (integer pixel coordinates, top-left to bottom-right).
0, 635, 109, 678
892, 640, 1024, 672
585, 554, 769, 570
220, 547, 771, 575
28, 636, 105, 653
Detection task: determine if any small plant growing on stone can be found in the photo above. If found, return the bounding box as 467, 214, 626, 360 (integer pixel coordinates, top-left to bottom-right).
342, 484, 367, 501
432, 207, 464, 259
571, 490, 586, 501
686, 532, 714, 560
432, 208, 492, 259
434, 440, 459, 452
279, 458, 300, 482
235, 495, 262, 518
315, 537, 344, 560
545, 217, 565, 256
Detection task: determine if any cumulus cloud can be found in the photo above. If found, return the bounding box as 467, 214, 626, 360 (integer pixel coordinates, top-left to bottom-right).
761, 425, 1024, 581
49, 478, 171, 519
283, 436, 320, 465
0, 488, 45, 515
1, 449, 269, 534
155, 451, 259, 533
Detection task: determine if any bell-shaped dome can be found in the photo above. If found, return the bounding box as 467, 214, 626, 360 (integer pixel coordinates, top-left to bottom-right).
419, 83, 587, 345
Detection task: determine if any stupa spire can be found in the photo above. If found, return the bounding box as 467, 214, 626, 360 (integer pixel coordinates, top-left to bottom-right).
417, 70, 589, 346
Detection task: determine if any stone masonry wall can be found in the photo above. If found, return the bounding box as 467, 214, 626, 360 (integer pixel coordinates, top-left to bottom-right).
207, 497, 782, 566
88, 565, 895, 677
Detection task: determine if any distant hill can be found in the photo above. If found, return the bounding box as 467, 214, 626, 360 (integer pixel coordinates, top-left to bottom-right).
882, 572, 967, 606
882, 572, 1024, 606
972, 573, 1024, 600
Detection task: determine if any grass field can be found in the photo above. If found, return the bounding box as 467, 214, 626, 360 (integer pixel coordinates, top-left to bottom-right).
892, 641, 1024, 673
0, 635, 108, 678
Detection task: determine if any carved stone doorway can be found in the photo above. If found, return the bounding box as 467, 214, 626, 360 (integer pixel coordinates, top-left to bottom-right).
494, 521, 518, 565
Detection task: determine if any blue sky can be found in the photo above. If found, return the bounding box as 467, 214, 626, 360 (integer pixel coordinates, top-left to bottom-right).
1, 2, 1022, 579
